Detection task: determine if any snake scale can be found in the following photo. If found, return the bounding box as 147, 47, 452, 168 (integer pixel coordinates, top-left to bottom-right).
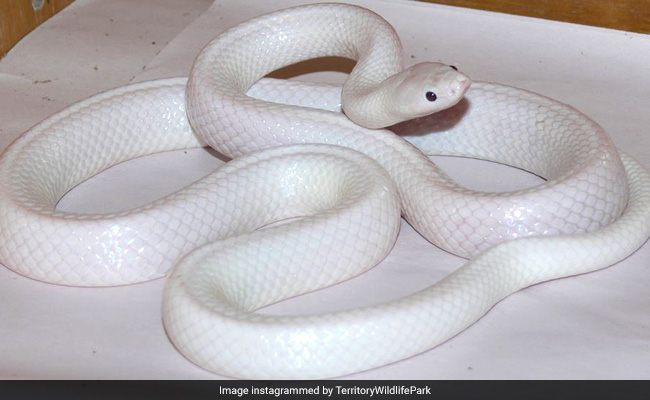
0, 3, 648, 379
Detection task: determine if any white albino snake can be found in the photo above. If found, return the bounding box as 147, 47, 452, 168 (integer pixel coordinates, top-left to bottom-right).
0, 3, 648, 379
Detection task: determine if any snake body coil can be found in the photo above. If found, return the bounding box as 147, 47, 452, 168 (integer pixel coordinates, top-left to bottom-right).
0, 3, 649, 379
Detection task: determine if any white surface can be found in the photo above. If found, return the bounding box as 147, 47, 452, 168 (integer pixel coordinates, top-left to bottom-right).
1, 0, 649, 379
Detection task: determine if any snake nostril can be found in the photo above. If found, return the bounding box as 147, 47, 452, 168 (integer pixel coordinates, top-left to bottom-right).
450, 79, 471, 96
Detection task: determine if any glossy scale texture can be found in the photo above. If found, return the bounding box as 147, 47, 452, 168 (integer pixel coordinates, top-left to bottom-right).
0, 3, 649, 380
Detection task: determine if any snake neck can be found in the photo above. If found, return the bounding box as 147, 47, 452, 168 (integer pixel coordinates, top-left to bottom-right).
188, 3, 405, 111
341, 68, 411, 129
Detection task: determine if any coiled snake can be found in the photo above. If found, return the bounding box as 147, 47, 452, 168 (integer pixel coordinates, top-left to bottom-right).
0, 3, 648, 379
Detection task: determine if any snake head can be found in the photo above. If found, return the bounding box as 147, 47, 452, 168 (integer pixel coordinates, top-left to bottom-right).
343, 62, 471, 129
392, 62, 471, 120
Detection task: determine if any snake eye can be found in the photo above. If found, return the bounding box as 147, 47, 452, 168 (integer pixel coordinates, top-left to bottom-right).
450, 65, 458, 71
425, 91, 437, 102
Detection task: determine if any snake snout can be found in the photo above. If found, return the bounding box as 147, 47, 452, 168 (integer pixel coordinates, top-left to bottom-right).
449, 77, 471, 97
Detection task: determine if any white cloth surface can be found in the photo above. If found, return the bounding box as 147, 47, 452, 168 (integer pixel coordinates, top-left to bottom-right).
1, 0, 649, 379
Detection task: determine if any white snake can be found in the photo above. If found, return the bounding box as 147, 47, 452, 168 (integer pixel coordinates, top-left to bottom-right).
0, 3, 649, 379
